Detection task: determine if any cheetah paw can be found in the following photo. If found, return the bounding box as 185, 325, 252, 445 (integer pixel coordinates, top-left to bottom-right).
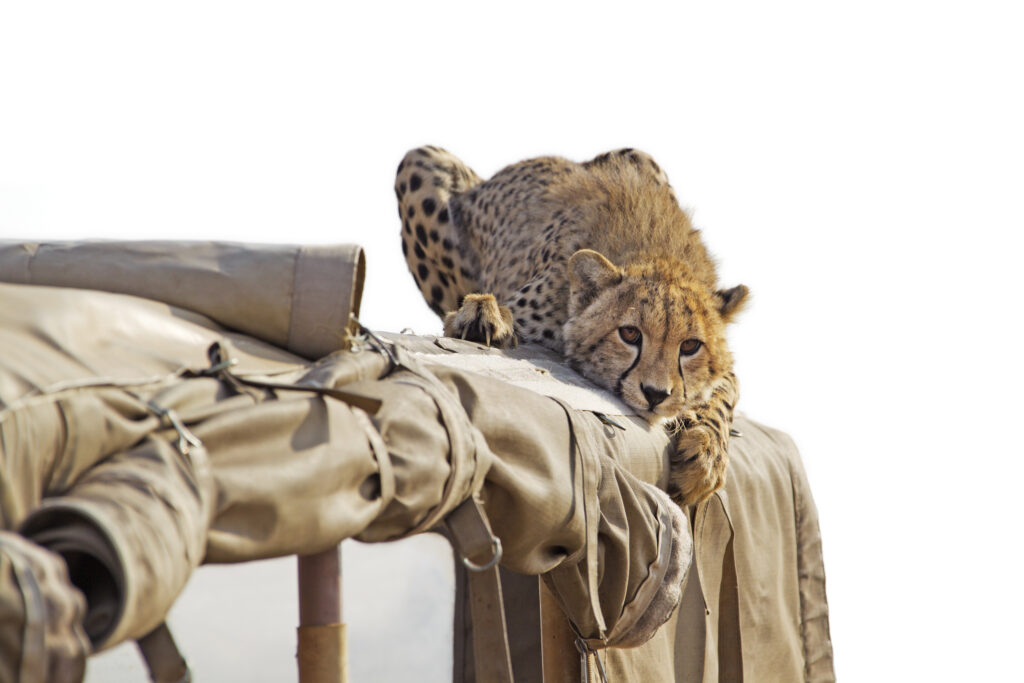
668, 423, 728, 506
443, 293, 518, 348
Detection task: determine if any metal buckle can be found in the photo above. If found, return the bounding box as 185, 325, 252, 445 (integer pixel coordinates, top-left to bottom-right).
461, 537, 503, 572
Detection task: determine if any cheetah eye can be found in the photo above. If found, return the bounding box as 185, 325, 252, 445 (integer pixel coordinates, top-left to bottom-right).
679, 339, 703, 357
618, 326, 641, 345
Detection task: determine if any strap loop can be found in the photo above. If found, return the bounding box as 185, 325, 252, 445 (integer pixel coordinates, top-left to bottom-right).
445, 497, 514, 683
461, 537, 502, 572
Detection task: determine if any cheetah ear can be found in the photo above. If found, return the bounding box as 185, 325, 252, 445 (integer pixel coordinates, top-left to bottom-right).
716, 284, 750, 322
568, 249, 622, 314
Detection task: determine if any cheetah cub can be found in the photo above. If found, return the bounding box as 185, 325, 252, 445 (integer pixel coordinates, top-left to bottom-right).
395, 147, 748, 506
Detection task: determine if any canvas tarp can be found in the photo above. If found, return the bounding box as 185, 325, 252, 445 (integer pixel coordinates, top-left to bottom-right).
0, 241, 833, 682
0, 242, 686, 681
0, 240, 365, 360
593, 416, 834, 683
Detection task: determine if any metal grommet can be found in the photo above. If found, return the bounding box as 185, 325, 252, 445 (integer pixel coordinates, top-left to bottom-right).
461, 537, 502, 572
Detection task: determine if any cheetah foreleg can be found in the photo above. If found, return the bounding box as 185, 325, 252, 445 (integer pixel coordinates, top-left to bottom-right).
668, 371, 739, 507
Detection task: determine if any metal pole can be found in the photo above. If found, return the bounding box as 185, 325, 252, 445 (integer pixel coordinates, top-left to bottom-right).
297, 545, 346, 683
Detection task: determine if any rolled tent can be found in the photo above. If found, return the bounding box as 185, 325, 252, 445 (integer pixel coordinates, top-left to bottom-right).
0, 241, 833, 682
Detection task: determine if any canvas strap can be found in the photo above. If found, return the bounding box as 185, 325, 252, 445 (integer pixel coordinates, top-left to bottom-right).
445, 496, 514, 683
136, 622, 191, 683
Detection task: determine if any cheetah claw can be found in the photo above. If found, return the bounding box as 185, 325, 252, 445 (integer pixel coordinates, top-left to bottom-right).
668, 423, 729, 506
443, 293, 518, 349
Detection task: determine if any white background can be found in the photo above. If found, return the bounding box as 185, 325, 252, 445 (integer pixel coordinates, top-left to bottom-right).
2, 1, 1023, 681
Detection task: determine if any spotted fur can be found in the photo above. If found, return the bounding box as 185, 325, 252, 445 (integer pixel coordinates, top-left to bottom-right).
396, 147, 748, 505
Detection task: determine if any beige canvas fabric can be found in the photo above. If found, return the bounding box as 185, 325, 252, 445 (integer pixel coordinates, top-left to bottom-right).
0, 240, 364, 359
0, 240, 833, 682
464, 414, 834, 683
0, 242, 690, 681
394, 334, 835, 681
0, 531, 90, 682
595, 418, 834, 682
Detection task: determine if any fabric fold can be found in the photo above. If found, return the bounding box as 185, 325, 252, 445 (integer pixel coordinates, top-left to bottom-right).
0, 241, 832, 681
0, 240, 364, 360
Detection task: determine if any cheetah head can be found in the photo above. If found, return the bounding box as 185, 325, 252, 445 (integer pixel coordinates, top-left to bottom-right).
562, 249, 748, 424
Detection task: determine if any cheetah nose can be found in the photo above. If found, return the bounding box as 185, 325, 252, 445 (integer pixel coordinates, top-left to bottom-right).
641, 384, 671, 410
